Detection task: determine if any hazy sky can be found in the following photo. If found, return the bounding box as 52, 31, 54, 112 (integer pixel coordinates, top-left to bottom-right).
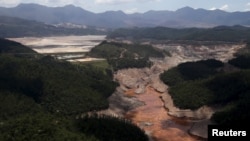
1, 0, 250, 13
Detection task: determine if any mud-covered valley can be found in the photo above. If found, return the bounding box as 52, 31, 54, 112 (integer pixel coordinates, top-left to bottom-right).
7, 35, 245, 140
98, 42, 244, 141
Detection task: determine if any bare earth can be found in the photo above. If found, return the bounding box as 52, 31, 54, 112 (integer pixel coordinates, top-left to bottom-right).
8, 35, 106, 62
125, 86, 197, 141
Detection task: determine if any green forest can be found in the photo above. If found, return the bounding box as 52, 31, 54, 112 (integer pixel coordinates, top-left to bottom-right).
160, 53, 250, 125
108, 25, 250, 42
88, 41, 166, 71
0, 38, 148, 141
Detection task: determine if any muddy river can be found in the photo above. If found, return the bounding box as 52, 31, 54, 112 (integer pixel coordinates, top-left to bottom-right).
125, 86, 203, 141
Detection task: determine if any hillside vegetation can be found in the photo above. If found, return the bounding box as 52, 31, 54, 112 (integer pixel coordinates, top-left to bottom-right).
108, 26, 250, 42
0, 39, 148, 141
160, 59, 224, 109
160, 56, 250, 125
88, 41, 166, 70
228, 43, 250, 69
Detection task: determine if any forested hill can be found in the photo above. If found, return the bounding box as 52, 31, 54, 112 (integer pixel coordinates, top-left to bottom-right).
0, 38, 36, 54
0, 38, 148, 141
0, 38, 116, 114
88, 41, 167, 71
107, 26, 250, 42
160, 45, 250, 125
0, 16, 107, 38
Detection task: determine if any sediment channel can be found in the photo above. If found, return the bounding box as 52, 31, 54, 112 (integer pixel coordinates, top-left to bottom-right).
125, 86, 200, 141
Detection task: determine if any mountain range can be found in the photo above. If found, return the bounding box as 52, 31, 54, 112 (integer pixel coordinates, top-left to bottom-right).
1, 3, 250, 28
0, 16, 107, 38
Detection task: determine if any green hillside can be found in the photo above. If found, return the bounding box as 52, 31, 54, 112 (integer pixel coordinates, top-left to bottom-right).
108, 26, 250, 42
88, 41, 166, 70
160, 57, 250, 125
0, 38, 148, 141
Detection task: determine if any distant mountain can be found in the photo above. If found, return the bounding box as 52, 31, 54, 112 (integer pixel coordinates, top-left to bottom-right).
0, 4, 96, 25
0, 16, 107, 38
1, 4, 250, 28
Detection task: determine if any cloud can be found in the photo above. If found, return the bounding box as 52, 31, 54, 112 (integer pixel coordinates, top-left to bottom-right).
42, 0, 86, 7
209, 4, 229, 11
245, 2, 250, 11
95, 0, 133, 4
94, 0, 159, 5
124, 8, 139, 14
0, 0, 21, 7
219, 4, 229, 11
209, 7, 216, 10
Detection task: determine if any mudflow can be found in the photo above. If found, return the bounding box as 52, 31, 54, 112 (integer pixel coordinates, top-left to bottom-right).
97, 42, 244, 141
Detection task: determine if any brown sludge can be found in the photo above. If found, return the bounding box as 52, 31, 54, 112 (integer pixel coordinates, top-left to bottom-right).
125, 86, 199, 141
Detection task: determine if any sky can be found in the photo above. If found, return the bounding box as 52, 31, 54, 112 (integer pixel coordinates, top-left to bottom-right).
1, 0, 250, 13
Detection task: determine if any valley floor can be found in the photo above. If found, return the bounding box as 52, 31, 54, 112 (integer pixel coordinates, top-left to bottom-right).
8, 35, 106, 62
97, 42, 244, 141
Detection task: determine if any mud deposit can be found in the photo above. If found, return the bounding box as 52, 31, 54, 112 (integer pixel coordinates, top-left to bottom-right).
125, 86, 201, 141
8, 35, 106, 62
